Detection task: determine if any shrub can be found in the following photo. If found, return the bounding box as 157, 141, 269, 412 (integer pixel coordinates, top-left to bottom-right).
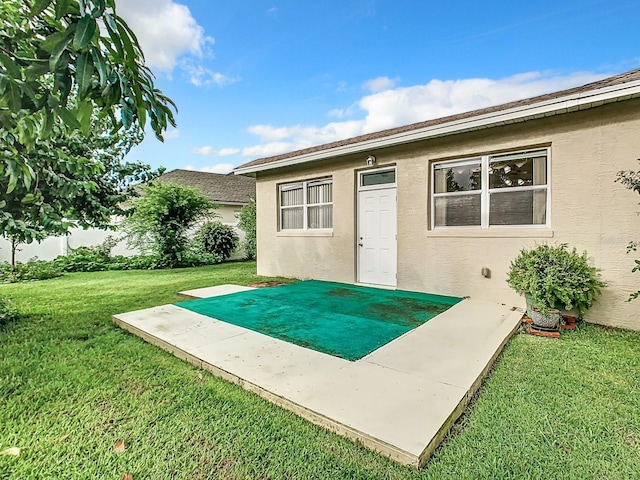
237, 197, 256, 260
0, 296, 19, 326
507, 243, 606, 317
194, 221, 238, 261
0, 259, 62, 283
54, 236, 118, 272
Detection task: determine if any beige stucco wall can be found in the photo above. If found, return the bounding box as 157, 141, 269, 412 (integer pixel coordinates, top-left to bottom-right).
256, 99, 640, 330
216, 204, 242, 225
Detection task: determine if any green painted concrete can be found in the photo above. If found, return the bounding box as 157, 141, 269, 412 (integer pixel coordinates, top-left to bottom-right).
175, 281, 461, 361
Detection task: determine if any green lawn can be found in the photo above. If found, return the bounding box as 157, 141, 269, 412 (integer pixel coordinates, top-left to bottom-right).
1, 262, 639, 479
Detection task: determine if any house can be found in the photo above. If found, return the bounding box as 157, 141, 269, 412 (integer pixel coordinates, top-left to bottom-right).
0, 170, 255, 262
158, 169, 255, 226
235, 69, 640, 331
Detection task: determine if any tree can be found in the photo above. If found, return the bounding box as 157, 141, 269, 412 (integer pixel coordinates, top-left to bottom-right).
616, 161, 640, 301
123, 182, 216, 268
237, 197, 256, 260
1, 0, 176, 242
1, 115, 160, 254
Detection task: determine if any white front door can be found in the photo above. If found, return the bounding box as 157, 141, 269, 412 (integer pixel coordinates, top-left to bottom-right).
357, 186, 397, 286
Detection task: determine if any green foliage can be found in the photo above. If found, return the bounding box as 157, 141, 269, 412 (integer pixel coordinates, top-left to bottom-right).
1, 0, 175, 245
0, 295, 19, 326
507, 244, 606, 317
0, 236, 223, 281
123, 182, 217, 268
615, 161, 640, 301
238, 197, 257, 260
0, 0, 176, 142
194, 221, 238, 261
0, 259, 62, 283
53, 235, 118, 272
52, 235, 220, 272
1, 108, 162, 247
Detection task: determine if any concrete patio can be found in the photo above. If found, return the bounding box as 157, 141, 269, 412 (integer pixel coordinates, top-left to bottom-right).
113, 284, 523, 468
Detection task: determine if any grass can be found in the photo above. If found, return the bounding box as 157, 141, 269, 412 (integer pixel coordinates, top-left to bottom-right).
1, 261, 639, 479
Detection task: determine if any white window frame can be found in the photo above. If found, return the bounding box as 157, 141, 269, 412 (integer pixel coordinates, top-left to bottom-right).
279, 177, 333, 231
431, 148, 550, 229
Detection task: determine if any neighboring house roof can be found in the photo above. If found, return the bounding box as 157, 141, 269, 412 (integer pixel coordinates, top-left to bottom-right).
235, 68, 640, 175
159, 169, 255, 204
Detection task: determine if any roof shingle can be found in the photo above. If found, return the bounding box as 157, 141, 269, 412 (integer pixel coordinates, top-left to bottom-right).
159, 170, 255, 204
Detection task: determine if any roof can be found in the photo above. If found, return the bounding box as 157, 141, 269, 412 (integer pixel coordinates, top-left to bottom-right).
235, 68, 640, 175
159, 169, 255, 204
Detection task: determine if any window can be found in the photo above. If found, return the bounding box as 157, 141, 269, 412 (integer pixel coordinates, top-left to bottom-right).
280, 178, 332, 230
432, 149, 549, 228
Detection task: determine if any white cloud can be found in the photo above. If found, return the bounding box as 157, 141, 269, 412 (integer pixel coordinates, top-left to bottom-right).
185, 163, 235, 174
117, 0, 213, 72
363, 76, 399, 93
358, 71, 606, 133
191, 146, 240, 157
242, 142, 295, 158
328, 109, 346, 118
185, 64, 240, 87
238, 70, 608, 160
242, 121, 364, 157
164, 129, 180, 140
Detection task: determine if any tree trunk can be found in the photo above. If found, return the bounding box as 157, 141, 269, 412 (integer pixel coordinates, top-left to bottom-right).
10, 237, 17, 270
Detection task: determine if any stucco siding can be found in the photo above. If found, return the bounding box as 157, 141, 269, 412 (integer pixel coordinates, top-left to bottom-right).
256, 100, 640, 330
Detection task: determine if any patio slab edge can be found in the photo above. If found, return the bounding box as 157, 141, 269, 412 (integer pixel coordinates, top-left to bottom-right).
112, 311, 421, 467
416, 306, 523, 467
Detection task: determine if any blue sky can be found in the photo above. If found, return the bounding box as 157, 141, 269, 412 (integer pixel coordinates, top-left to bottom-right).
118, 0, 640, 174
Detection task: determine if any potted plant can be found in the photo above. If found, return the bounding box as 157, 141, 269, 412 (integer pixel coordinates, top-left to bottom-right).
506, 244, 606, 328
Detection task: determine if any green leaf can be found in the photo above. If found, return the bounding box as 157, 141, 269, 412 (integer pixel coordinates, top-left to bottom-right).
41, 108, 55, 139
41, 31, 69, 53
30, 0, 54, 16
76, 51, 95, 97
77, 100, 93, 135
49, 30, 74, 72
90, 48, 108, 86
17, 80, 38, 106
24, 59, 51, 81
90, 0, 106, 18
53, 64, 73, 106
115, 18, 137, 62
0, 52, 22, 80
103, 15, 124, 60
5, 81, 22, 113
5, 160, 18, 194
55, 0, 72, 19
17, 117, 38, 150
21, 194, 36, 205
74, 15, 97, 50
53, 105, 81, 130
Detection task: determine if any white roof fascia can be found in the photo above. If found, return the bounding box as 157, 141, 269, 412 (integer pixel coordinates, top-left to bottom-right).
234, 80, 640, 175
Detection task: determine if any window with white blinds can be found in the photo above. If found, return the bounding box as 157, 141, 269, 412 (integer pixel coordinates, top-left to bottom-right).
432, 149, 549, 228
280, 178, 333, 230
